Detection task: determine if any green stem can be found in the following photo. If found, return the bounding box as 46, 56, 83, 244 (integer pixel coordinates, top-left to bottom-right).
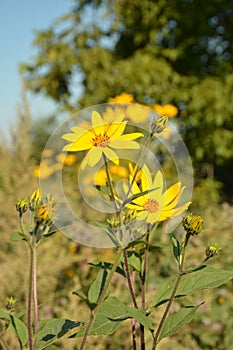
103, 154, 119, 212
123, 250, 138, 308
32, 243, 38, 350
79, 246, 124, 350
131, 269, 138, 350
27, 244, 33, 350
140, 231, 150, 350
152, 232, 188, 349
124, 134, 152, 204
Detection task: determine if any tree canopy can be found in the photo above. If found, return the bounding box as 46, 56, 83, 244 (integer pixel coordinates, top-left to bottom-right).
21, 0, 233, 195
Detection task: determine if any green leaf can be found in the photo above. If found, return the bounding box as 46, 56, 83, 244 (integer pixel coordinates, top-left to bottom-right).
73, 296, 153, 337
158, 305, 201, 341
36, 318, 82, 350
170, 233, 181, 263
153, 266, 233, 307
88, 262, 126, 277
0, 309, 28, 346
9, 315, 28, 347
72, 290, 89, 303
121, 250, 142, 273
10, 232, 28, 242
122, 187, 159, 208
88, 269, 108, 307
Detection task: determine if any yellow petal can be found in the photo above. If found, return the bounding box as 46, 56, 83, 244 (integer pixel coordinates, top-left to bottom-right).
102, 147, 119, 165
119, 132, 144, 140
81, 148, 102, 169
164, 186, 185, 211
107, 121, 127, 138
141, 165, 153, 192
109, 139, 141, 149
62, 132, 81, 142
164, 182, 181, 206
92, 111, 104, 135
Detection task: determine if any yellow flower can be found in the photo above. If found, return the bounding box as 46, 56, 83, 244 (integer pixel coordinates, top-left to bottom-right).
154, 104, 178, 118
124, 165, 191, 224
108, 92, 134, 103
125, 104, 151, 123
62, 111, 144, 169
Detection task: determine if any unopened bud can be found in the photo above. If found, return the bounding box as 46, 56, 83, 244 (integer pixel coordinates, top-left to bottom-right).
6, 297, 16, 312
29, 188, 42, 211
151, 114, 168, 134
206, 243, 221, 258
182, 213, 203, 236
16, 199, 28, 216
36, 202, 56, 226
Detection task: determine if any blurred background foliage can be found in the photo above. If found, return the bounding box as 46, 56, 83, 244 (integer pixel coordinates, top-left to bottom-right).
0, 0, 233, 349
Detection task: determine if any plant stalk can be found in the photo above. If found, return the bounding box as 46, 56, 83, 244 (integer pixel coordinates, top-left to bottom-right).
152, 233, 189, 349
79, 246, 124, 350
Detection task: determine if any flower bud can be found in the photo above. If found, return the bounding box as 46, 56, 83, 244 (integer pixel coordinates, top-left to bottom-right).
35, 199, 56, 226
16, 199, 29, 216
29, 188, 42, 211
151, 114, 168, 134
6, 297, 16, 312
206, 243, 221, 258
182, 213, 203, 236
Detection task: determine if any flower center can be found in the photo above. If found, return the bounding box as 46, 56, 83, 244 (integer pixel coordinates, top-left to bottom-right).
144, 199, 159, 213
92, 133, 110, 147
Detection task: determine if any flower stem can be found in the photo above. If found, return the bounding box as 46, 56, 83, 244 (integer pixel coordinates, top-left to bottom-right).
103, 154, 119, 212
32, 243, 38, 350
131, 269, 138, 350
140, 231, 150, 350
124, 133, 152, 203
123, 250, 138, 308
79, 246, 124, 350
27, 244, 33, 350
152, 233, 188, 349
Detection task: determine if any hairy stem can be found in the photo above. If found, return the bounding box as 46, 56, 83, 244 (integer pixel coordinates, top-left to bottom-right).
79, 246, 124, 350
152, 233, 188, 349
27, 244, 33, 350
32, 244, 38, 350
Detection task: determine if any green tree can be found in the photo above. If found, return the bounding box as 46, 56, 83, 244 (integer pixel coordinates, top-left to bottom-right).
21, 0, 233, 197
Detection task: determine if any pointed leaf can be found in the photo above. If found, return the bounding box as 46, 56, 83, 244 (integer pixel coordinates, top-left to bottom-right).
121, 251, 142, 273
158, 305, 200, 341
153, 266, 233, 307
88, 262, 125, 277
9, 315, 28, 347
122, 187, 159, 207
73, 297, 153, 337
88, 269, 108, 306
36, 318, 82, 350
170, 233, 181, 263
10, 232, 29, 242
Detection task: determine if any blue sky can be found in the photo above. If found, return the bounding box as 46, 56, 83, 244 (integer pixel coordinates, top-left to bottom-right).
0, 0, 72, 135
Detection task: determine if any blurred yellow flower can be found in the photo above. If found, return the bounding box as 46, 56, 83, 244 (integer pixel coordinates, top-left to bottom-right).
33, 160, 59, 179
62, 111, 144, 169
125, 104, 151, 123
154, 104, 178, 118
109, 92, 134, 103
56, 153, 76, 166
124, 165, 191, 224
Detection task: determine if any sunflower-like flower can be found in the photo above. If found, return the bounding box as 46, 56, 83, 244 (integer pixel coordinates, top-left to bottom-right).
124, 165, 191, 224
62, 111, 143, 169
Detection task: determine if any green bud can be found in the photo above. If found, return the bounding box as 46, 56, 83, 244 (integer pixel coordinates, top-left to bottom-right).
16, 199, 28, 216
182, 213, 203, 236
151, 114, 168, 134
206, 243, 221, 258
